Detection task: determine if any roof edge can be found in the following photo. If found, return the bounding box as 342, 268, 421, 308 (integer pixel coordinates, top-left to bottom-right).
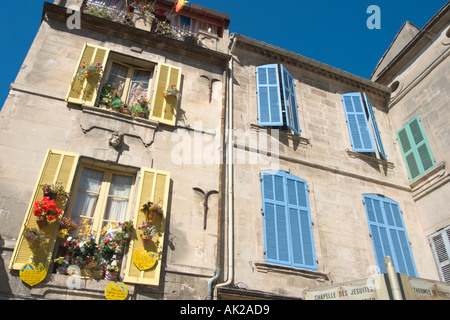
230, 33, 391, 97
373, 1, 450, 84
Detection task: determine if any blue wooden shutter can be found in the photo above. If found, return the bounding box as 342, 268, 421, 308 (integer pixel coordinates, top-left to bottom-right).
286, 175, 317, 270
280, 65, 301, 136
342, 93, 375, 153
363, 194, 418, 277
261, 171, 317, 270
364, 93, 387, 160
261, 170, 291, 266
256, 65, 283, 126
396, 116, 436, 180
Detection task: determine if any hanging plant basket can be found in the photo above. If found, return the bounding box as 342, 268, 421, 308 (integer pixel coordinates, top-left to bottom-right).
163, 85, 181, 99
84, 70, 94, 79
36, 216, 47, 229
141, 234, 153, 248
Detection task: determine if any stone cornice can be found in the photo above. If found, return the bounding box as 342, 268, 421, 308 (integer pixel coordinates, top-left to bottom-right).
43, 2, 231, 67
231, 33, 391, 101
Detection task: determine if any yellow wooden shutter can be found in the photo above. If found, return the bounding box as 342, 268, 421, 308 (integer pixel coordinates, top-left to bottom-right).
123, 168, 171, 285
149, 63, 182, 126
9, 150, 80, 270
66, 43, 110, 106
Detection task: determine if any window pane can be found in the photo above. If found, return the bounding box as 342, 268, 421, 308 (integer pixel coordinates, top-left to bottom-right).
107, 62, 129, 98
126, 69, 151, 106
103, 174, 133, 223
71, 168, 104, 237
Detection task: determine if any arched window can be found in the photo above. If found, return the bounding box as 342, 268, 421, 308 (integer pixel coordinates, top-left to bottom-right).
260, 170, 316, 270
363, 194, 417, 277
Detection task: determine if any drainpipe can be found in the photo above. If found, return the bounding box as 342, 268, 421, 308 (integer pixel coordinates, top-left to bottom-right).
206, 68, 228, 300
212, 34, 237, 299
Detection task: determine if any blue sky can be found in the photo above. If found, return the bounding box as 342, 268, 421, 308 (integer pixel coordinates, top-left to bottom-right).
0, 0, 447, 109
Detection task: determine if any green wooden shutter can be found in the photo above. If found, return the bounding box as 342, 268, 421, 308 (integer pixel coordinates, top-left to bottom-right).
396, 116, 436, 180
280, 65, 301, 136
66, 43, 110, 106
342, 93, 375, 153
256, 65, 283, 126
363, 194, 417, 277
429, 226, 450, 283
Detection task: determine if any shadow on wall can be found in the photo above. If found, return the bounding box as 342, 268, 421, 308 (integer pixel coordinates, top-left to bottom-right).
0, 235, 13, 298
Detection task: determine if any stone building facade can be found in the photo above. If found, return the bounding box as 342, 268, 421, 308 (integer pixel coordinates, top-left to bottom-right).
371, 3, 450, 284
0, 0, 448, 300
0, 0, 230, 300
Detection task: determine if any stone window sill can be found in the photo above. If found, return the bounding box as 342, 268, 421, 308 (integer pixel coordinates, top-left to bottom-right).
249, 123, 311, 146
254, 262, 330, 282
29, 273, 135, 299
81, 105, 159, 130
410, 162, 449, 201
346, 149, 395, 169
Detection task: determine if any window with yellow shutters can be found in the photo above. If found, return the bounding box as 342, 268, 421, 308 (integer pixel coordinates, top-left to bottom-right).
66, 43, 110, 106
9, 150, 80, 270
123, 167, 171, 286
66, 43, 182, 127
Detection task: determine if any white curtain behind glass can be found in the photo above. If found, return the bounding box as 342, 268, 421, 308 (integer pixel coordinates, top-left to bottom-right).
71, 168, 104, 235
104, 174, 133, 223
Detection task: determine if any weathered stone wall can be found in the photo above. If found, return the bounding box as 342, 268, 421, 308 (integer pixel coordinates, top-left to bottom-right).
229, 44, 439, 297
0, 16, 225, 299
386, 23, 450, 237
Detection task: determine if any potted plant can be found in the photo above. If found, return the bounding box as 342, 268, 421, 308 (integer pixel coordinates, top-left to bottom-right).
40, 182, 69, 200
105, 264, 119, 281
40, 182, 70, 210
184, 34, 198, 45
118, 220, 134, 240
138, 222, 156, 247
76, 61, 103, 80
140, 201, 163, 224
98, 82, 116, 109
54, 256, 68, 275
33, 197, 62, 228
121, 104, 131, 115
133, 105, 149, 118
23, 227, 45, 245
163, 84, 181, 99
84, 257, 104, 279
58, 217, 78, 239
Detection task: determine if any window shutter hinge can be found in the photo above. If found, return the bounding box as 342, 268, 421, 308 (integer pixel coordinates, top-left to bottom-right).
261, 209, 264, 216
263, 251, 266, 255
369, 233, 372, 238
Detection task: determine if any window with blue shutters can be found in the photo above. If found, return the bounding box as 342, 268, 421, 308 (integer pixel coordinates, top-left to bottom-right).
261, 170, 317, 271
256, 64, 301, 136
363, 194, 418, 277
341, 92, 386, 159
